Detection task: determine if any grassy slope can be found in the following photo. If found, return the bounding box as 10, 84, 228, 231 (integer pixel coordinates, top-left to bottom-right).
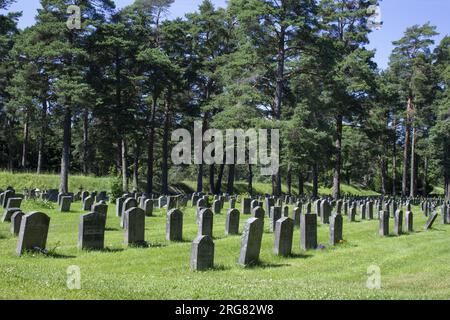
0, 199, 449, 300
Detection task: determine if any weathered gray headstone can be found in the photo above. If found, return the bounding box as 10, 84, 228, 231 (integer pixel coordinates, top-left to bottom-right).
10, 211, 24, 236
83, 196, 94, 211
213, 200, 221, 214
441, 205, 448, 225
379, 211, 389, 236
269, 206, 282, 233
242, 198, 251, 215
229, 198, 236, 209
124, 207, 146, 246
16, 212, 50, 256
300, 213, 317, 250
394, 209, 403, 236
329, 214, 343, 245
273, 217, 294, 257
320, 200, 331, 224
6, 197, 22, 210
225, 209, 240, 235
78, 212, 106, 250
251, 206, 265, 219
116, 197, 125, 217
143, 199, 153, 217
166, 209, 183, 241
238, 217, 264, 266
405, 211, 413, 232
292, 207, 301, 228
349, 205, 356, 222
198, 208, 214, 237
121, 198, 138, 229
190, 235, 214, 271
424, 212, 438, 230
60, 196, 72, 212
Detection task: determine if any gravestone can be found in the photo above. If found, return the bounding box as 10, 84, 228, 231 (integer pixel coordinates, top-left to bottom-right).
292, 207, 301, 228
83, 196, 94, 211
197, 198, 207, 209
2, 190, 14, 208
16, 212, 50, 256
10, 211, 24, 236
6, 197, 22, 210
143, 199, 153, 217
329, 214, 343, 246
2, 207, 21, 222
251, 206, 265, 219
424, 212, 438, 230
60, 196, 72, 212
190, 235, 214, 271
251, 200, 259, 212
121, 198, 138, 229
116, 197, 125, 217
213, 200, 221, 214
265, 198, 274, 214
238, 217, 264, 266
198, 208, 214, 238
167, 197, 177, 211
283, 205, 289, 218
124, 207, 146, 246
78, 212, 106, 250
269, 206, 282, 233
367, 202, 374, 220
405, 211, 414, 232
229, 198, 236, 209
360, 203, 366, 220
81, 191, 89, 201
225, 209, 240, 235
92, 202, 108, 226
320, 200, 331, 224
300, 213, 318, 250
242, 198, 251, 215
349, 205, 356, 222
394, 210, 403, 236
166, 209, 183, 241
441, 205, 448, 225
379, 211, 389, 236
273, 217, 294, 257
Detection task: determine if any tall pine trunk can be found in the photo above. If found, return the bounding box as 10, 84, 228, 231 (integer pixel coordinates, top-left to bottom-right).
298, 172, 304, 196
248, 164, 253, 196
444, 142, 450, 199
227, 164, 235, 195
410, 125, 417, 197
272, 26, 285, 197
392, 116, 397, 195
146, 95, 158, 195
332, 114, 343, 200
215, 162, 225, 195
133, 141, 140, 192
287, 165, 292, 195
37, 100, 47, 174
312, 164, 318, 199
402, 97, 413, 196
59, 107, 71, 193
121, 138, 128, 193
380, 156, 387, 196
82, 108, 89, 174
209, 164, 215, 194
161, 99, 170, 195
21, 109, 29, 169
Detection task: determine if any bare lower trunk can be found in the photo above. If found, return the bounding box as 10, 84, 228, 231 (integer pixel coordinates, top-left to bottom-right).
332, 114, 343, 200
248, 164, 253, 196
402, 97, 413, 196
146, 96, 157, 195
21, 110, 29, 168
161, 100, 170, 195
37, 100, 47, 174
287, 165, 292, 195
444, 142, 450, 199
392, 117, 397, 195
410, 125, 417, 197
209, 164, 215, 194
298, 172, 304, 196
197, 164, 203, 193
82, 108, 89, 174
423, 156, 428, 197
312, 164, 318, 199
215, 162, 225, 195
227, 164, 235, 195
121, 138, 128, 193
59, 107, 71, 193
380, 156, 387, 196
133, 142, 140, 192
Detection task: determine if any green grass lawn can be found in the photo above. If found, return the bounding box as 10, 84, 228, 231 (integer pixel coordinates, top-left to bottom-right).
1, 199, 449, 300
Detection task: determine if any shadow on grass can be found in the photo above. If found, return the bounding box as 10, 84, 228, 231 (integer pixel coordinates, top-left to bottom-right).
242, 260, 290, 269
285, 253, 313, 259
105, 228, 119, 232
45, 252, 77, 259
101, 247, 125, 253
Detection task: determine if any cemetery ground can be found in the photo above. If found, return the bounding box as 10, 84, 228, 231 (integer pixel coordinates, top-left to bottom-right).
1, 199, 450, 300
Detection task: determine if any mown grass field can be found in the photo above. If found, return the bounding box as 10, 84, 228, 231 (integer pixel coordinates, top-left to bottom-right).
1, 197, 450, 300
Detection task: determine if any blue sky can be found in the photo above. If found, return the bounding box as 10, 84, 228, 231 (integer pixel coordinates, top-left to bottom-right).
3, 0, 449, 70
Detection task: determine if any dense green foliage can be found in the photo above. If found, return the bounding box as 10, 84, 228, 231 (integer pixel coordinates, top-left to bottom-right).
0, 0, 448, 198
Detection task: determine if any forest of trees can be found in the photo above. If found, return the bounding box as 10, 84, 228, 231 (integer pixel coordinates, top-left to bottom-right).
0, 0, 448, 199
